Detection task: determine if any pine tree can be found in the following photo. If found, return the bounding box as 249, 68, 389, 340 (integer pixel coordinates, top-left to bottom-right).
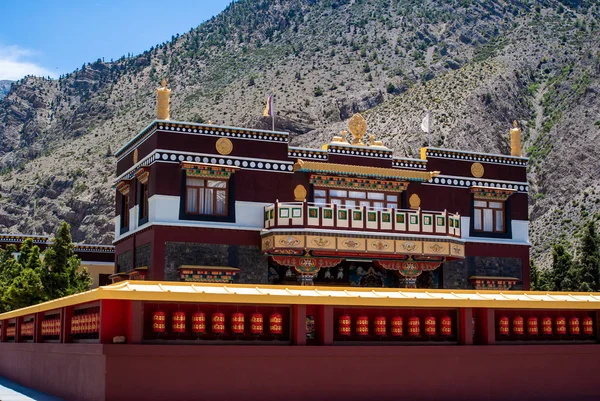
576, 221, 600, 292
530, 259, 540, 290
4, 267, 45, 310
551, 243, 573, 291
18, 238, 33, 266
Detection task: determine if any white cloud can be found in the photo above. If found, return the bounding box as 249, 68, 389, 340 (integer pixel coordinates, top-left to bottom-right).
0, 44, 55, 81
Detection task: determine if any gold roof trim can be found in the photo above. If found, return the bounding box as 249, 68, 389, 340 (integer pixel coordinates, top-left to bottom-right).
179, 265, 240, 271
294, 160, 440, 181
2, 281, 600, 319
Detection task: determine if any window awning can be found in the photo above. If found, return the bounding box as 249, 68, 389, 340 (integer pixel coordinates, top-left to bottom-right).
181, 162, 238, 179
471, 186, 515, 201
294, 160, 439, 182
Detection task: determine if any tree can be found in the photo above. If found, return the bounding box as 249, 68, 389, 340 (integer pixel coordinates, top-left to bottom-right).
550, 243, 574, 291
42, 222, 92, 299
3, 267, 45, 310
530, 259, 540, 290
575, 221, 600, 292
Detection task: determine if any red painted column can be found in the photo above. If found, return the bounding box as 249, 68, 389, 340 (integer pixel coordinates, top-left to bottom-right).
151, 229, 164, 281
292, 305, 307, 345
596, 311, 600, 343
14, 317, 22, 343
0, 319, 4, 342
317, 305, 334, 345
34, 313, 43, 343
62, 307, 73, 343
459, 308, 473, 345
128, 301, 144, 344
473, 308, 495, 345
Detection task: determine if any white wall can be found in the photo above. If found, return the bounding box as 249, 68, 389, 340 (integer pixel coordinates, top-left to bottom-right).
460, 216, 529, 245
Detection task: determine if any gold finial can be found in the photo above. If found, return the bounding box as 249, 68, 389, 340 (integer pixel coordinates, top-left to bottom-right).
156, 78, 171, 120
332, 130, 349, 143
368, 134, 385, 148
510, 120, 522, 157
348, 113, 367, 146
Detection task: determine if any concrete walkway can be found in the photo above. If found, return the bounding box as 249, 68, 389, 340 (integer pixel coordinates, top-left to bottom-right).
0, 377, 64, 401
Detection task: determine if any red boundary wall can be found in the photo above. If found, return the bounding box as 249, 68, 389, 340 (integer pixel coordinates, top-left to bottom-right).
1, 343, 599, 401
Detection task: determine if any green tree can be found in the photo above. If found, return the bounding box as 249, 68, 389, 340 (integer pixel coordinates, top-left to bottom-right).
530, 259, 540, 290
551, 243, 574, 291
18, 238, 33, 266
3, 267, 45, 310
42, 222, 92, 299
575, 221, 600, 291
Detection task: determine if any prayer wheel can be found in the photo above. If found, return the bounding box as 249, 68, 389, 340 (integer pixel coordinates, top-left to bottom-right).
338, 315, 351, 336
391, 317, 403, 336
569, 317, 580, 335
41, 320, 46, 336
231, 312, 245, 334
555, 316, 567, 335
408, 317, 420, 336
250, 313, 264, 335
542, 317, 553, 335
527, 317, 538, 335
91, 313, 99, 332
424, 316, 436, 336
172, 311, 186, 333
54, 320, 60, 335
270, 313, 283, 335
212, 312, 225, 334
191, 312, 206, 334
374, 316, 386, 336
356, 316, 369, 336
152, 311, 166, 333
512, 316, 524, 335
71, 315, 79, 334
583, 316, 593, 335
498, 316, 509, 335
441, 316, 452, 336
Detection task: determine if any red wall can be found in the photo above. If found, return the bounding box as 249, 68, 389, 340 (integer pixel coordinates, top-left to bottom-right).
2, 343, 598, 401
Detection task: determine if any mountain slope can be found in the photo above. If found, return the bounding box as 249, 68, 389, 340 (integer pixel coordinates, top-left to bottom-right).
0, 0, 599, 268
0, 81, 11, 100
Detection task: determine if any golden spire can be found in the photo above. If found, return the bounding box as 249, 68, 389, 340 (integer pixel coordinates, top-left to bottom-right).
510, 120, 522, 157
156, 78, 171, 120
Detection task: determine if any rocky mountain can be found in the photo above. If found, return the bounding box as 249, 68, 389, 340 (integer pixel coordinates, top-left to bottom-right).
0, 0, 599, 269
0, 81, 11, 100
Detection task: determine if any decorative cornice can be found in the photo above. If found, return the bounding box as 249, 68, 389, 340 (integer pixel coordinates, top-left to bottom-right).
424, 147, 528, 166
288, 147, 328, 160
327, 143, 393, 159
294, 160, 439, 181
426, 175, 528, 193
471, 186, 515, 201
181, 162, 238, 179
393, 158, 428, 170
310, 175, 409, 192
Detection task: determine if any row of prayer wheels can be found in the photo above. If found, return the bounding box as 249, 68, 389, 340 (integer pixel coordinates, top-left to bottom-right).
153, 311, 284, 335
338, 315, 452, 337
6, 326, 16, 337
20, 321, 34, 337
41, 319, 60, 336
71, 313, 100, 334
498, 316, 594, 336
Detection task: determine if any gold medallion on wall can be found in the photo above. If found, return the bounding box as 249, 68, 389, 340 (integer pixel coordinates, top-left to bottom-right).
409, 194, 421, 209
471, 162, 484, 178
216, 138, 233, 155
294, 185, 307, 201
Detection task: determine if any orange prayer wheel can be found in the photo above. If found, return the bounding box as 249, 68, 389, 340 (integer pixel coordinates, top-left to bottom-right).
152, 311, 166, 333
391, 317, 403, 336
339, 315, 351, 336
270, 313, 283, 335
583, 316, 593, 335
231, 312, 245, 334
555, 316, 567, 335
250, 313, 263, 335
172, 311, 186, 333
408, 317, 420, 336
569, 317, 580, 335
356, 316, 369, 336
71, 315, 78, 334
542, 317, 553, 335
527, 317, 538, 335
374, 316, 386, 336
41, 321, 46, 336
440, 316, 452, 336
512, 316, 524, 335
424, 316, 436, 336
498, 316, 509, 335
212, 312, 225, 334
191, 312, 206, 333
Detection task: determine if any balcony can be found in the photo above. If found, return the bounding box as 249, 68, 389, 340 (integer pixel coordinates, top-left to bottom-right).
264, 201, 461, 237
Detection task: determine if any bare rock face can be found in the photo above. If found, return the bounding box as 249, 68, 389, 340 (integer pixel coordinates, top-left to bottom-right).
0, 0, 599, 271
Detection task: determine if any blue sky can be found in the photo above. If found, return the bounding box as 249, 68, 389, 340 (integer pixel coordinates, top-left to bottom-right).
0, 0, 231, 80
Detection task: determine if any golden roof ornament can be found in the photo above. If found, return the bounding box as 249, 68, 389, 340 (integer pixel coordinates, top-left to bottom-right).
348, 113, 367, 146
156, 78, 171, 121
510, 120, 522, 157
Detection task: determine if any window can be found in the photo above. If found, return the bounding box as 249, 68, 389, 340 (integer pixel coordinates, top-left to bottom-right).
120, 194, 129, 230
313, 187, 398, 209
139, 182, 149, 222
186, 178, 228, 216
473, 200, 504, 233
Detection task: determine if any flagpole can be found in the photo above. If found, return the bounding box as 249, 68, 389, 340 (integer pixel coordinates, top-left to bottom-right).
427, 110, 431, 147
272, 92, 275, 131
